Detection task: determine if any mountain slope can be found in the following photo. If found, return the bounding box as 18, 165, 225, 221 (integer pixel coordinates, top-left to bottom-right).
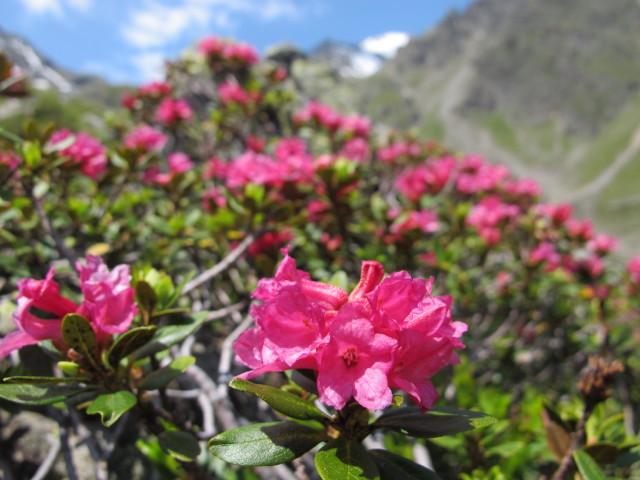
351, 0, 640, 258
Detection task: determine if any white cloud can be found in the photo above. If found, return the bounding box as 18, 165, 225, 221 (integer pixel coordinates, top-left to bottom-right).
66, 0, 92, 11
20, 0, 63, 15
121, 0, 307, 49
122, 2, 211, 48
360, 31, 410, 58
20, 0, 92, 15
131, 51, 166, 83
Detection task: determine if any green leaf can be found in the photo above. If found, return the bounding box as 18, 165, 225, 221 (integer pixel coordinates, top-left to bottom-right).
58, 361, 80, 376
107, 326, 157, 367
583, 442, 619, 464
22, 140, 42, 167
208, 421, 325, 466
372, 406, 497, 438
229, 378, 330, 422
86, 391, 137, 427
138, 356, 195, 391
3, 376, 86, 384
132, 312, 207, 360
369, 450, 441, 480
33, 180, 49, 199
315, 437, 380, 480
158, 430, 201, 461
573, 449, 608, 480
61, 313, 96, 360
135, 280, 157, 312
0, 383, 86, 405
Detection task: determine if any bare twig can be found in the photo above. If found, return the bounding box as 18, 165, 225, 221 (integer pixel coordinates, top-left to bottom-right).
31, 195, 78, 267
31, 434, 61, 480
205, 301, 247, 323
182, 234, 255, 294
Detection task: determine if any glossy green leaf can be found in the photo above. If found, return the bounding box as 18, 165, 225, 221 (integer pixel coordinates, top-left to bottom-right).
315, 437, 380, 480
132, 312, 207, 360
573, 449, 608, 480
369, 450, 441, 480
61, 313, 96, 360
208, 421, 325, 466
0, 383, 86, 405
3, 375, 86, 384
86, 391, 137, 427
229, 378, 329, 422
107, 325, 157, 367
22, 140, 41, 167
138, 356, 195, 391
135, 280, 157, 312
372, 406, 497, 438
158, 430, 201, 461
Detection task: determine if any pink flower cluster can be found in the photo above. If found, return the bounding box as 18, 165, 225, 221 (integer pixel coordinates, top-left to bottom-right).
234, 249, 466, 412
143, 152, 194, 185
0, 150, 22, 172
394, 155, 541, 202
198, 36, 259, 67
0, 256, 138, 358
124, 125, 168, 152
466, 196, 521, 245
389, 209, 440, 236
218, 81, 261, 106
155, 97, 193, 125
122, 81, 172, 110
48, 130, 107, 180
208, 138, 315, 190
293, 101, 371, 138
378, 140, 423, 164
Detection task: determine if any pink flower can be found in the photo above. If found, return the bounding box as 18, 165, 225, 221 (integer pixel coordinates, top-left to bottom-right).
124, 125, 167, 152
198, 36, 226, 57
223, 42, 260, 65
234, 250, 466, 412
0, 150, 22, 171
143, 152, 194, 185
155, 97, 193, 125
48, 129, 107, 180
566, 218, 594, 242
339, 114, 371, 138
316, 302, 397, 410
466, 196, 520, 245
528, 242, 561, 270
456, 156, 509, 194
138, 80, 172, 98
587, 234, 618, 254
627, 256, 640, 284
218, 81, 260, 106
533, 203, 573, 225
0, 256, 137, 358
390, 210, 440, 235
247, 231, 296, 257
293, 101, 341, 131
202, 187, 227, 212
340, 137, 370, 162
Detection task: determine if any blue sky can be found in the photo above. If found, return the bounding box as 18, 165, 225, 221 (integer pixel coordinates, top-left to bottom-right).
0, 0, 476, 85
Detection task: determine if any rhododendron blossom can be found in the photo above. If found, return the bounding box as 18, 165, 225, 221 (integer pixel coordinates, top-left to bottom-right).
48, 129, 107, 180
0, 256, 137, 358
155, 97, 193, 125
124, 125, 168, 152
234, 249, 466, 412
